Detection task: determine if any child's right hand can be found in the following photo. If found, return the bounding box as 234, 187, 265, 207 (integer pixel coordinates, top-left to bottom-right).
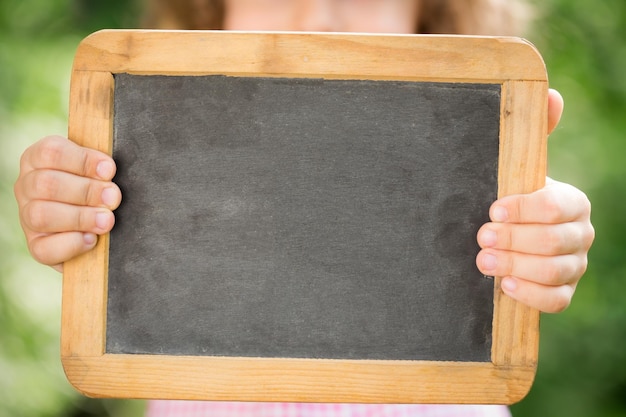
14, 135, 122, 272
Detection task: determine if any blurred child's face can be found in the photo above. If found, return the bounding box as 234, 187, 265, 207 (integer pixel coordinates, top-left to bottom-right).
224, 0, 420, 33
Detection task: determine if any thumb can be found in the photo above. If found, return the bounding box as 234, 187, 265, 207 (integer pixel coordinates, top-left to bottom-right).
548, 88, 564, 135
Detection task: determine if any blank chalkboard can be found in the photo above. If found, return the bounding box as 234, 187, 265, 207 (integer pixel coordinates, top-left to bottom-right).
108, 74, 499, 362
62, 30, 548, 405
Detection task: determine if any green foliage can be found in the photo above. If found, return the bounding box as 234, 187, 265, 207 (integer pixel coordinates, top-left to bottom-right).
511, 0, 626, 416
0, 1, 144, 416
1, 0, 625, 416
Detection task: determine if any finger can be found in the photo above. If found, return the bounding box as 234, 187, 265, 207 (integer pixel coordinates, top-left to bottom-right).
20, 135, 116, 180
28, 232, 99, 269
476, 249, 587, 287
21, 200, 115, 235
500, 277, 575, 313
477, 221, 590, 256
547, 88, 564, 135
19, 169, 121, 209
490, 180, 592, 225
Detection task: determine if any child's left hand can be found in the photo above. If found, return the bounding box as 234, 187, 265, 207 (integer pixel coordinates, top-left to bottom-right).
475, 89, 595, 313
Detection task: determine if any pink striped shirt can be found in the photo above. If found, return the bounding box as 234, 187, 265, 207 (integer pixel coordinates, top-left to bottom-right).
146, 401, 511, 416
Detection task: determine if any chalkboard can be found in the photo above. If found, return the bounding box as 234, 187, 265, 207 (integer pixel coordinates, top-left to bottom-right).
62, 30, 548, 405
108, 74, 499, 362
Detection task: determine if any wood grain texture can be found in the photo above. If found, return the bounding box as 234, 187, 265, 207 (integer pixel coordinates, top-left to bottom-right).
62, 70, 113, 358
62, 355, 535, 404
62, 30, 548, 404
72, 30, 547, 82
492, 80, 547, 367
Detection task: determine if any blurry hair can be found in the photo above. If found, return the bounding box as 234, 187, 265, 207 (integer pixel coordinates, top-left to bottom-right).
418, 0, 533, 36
142, 0, 532, 36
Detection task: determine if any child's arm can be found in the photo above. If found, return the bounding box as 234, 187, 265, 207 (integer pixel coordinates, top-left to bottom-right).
13, 135, 122, 272
476, 90, 595, 313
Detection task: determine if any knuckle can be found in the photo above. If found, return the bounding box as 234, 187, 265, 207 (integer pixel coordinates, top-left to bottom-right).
575, 254, 589, 278
28, 235, 64, 267
568, 183, 592, 212
539, 191, 564, 223
83, 184, 94, 206
496, 224, 513, 250
29, 239, 50, 265
82, 180, 99, 206
13, 175, 24, 202
542, 255, 583, 286
38, 136, 66, 167
24, 201, 48, 231
29, 234, 77, 267
540, 227, 566, 255
77, 208, 92, 231
581, 193, 592, 217
18, 147, 31, 173
541, 260, 563, 284
547, 294, 571, 313
31, 170, 59, 200
501, 252, 516, 277
547, 286, 574, 313
583, 222, 596, 249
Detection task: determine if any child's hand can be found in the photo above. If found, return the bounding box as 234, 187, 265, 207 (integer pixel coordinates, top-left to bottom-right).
14, 135, 122, 272
476, 90, 595, 313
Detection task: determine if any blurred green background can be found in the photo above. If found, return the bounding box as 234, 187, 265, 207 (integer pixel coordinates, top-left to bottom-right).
1, 0, 624, 416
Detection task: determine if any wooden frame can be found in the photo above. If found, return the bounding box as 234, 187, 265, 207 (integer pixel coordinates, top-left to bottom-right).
62, 30, 547, 404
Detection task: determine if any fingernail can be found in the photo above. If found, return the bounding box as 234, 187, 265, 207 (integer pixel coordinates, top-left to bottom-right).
492, 206, 508, 222
482, 253, 498, 271
480, 229, 497, 247
101, 187, 117, 207
96, 161, 115, 180
95, 211, 110, 230
501, 277, 517, 293
83, 233, 97, 246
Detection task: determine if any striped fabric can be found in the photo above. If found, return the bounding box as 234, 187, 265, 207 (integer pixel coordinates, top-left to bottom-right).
146, 401, 512, 417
